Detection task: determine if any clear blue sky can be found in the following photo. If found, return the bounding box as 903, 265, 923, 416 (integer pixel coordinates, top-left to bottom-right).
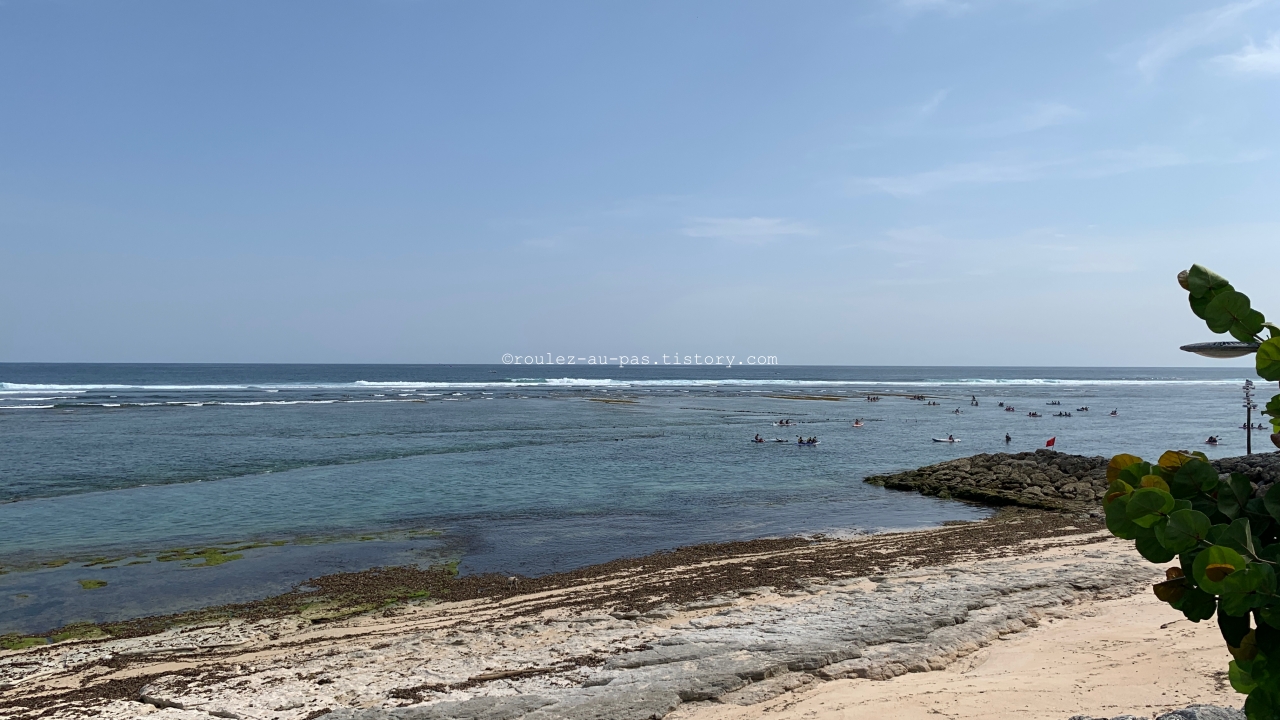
2, 0, 1277, 365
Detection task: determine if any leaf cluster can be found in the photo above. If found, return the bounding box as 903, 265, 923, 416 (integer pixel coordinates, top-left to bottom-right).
1105, 452, 1280, 717
1179, 265, 1280, 437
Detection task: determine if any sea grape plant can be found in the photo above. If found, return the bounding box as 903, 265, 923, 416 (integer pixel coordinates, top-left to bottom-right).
1103, 452, 1280, 718
1102, 265, 1280, 719
1177, 264, 1280, 444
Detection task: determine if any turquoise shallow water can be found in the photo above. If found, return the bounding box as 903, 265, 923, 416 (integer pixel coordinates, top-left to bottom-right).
0, 364, 1268, 633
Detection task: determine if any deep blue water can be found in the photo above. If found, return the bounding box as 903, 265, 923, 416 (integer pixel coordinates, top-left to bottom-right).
0, 364, 1269, 633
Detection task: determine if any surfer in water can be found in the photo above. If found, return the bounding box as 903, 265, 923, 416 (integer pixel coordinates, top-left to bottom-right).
1005, 433, 1011, 443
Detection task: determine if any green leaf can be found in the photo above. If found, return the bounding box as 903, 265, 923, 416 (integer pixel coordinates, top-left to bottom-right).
1223, 562, 1277, 595
1158, 450, 1194, 471
1208, 524, 1230, 546
1105, 495, 1145, 540
1118, 462, 1153, 488
1106, 454, 1145, 483
1221, 603, 1253, 645
1258, 338, 1280, 382
1175, 586, 1217, 622
1136, 534, 1177, 563
1258, 485, 1280, 522
1221, 517, 1258, 557
1258, 542, 1280, 564
1127, 487, 1176, 527
1221, 592, 1257, 617
1244, 685, 1275, 720
1220, 474, 1254, 521
1172, 459, 1219, 498
1187, 264, 1233, 298
1158, 509, 1212, 553
1264, 394, 1280, 419
1230, 660, 1259, 694
1195, 544, 1248, 594
1104, 479, 1134, 507
1191, 494, 1221, 520
1180, 549, 1199, 582
1258, 606, 1280, 630
1205, 290, 1265, 340
1141, 474, 1171, 492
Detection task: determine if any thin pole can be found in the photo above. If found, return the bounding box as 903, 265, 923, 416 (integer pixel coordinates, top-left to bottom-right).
1244, 380, 1256, 456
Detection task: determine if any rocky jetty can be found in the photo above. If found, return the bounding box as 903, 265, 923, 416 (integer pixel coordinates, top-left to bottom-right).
864, 450, 1111, 513
1215, 451, 1280, 486
865, 450, 1280, 513
1071, 706, 1243, 720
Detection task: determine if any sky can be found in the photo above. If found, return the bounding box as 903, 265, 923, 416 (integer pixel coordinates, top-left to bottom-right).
1, 0, 1278, 366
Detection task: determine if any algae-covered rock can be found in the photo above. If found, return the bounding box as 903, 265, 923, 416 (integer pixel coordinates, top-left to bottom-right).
865, 451, 1279, 514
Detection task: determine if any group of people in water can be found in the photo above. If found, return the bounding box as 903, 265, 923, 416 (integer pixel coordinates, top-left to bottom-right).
751, 432, 819, 444
750, 395, 1135, 447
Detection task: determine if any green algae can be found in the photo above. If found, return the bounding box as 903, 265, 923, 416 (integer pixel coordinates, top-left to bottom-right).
50, 625, 109, 643
41, 559, 71, 568
1, 635, 48, 651
1, 624, 111, 652
77, 579, 108, 590
156, 547, 245, 567
83, 556, 126, 567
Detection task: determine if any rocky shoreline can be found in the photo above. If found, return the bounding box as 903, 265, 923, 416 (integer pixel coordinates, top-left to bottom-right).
5, 452, 1273, 719
864, 449, 1280, 513
2, 510, 1124, 720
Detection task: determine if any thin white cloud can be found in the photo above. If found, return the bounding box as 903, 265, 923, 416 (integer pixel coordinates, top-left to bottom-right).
1010, 103, 1084, 132
681, 217, 817, 243
856, 158, 1061, 196
1136, 0, 1267, 78
1215, 34, 1280, 73
918, 89, 951, 117
893, 0, 972, 14
974, 102, 1085, 136
854, 146, 1194, 196
1072, 146, 1189, 178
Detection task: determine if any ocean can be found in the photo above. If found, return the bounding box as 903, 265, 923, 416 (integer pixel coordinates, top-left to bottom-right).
0, 364, 1268, 634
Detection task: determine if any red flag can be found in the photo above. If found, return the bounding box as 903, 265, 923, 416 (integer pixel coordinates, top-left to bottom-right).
1046, 437, 1056, 447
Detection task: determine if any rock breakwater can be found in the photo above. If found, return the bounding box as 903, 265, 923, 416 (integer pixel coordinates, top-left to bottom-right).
865, 450, 1280, 513
864, 450, 1110, 513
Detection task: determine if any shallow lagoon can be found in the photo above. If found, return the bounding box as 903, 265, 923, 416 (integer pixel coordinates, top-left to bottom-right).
0, 364, 1263, 633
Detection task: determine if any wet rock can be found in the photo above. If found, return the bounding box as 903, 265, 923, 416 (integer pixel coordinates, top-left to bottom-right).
865, 450, 1280, 513
1069, 706, 1243, 720
327, 545, 1153, 720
